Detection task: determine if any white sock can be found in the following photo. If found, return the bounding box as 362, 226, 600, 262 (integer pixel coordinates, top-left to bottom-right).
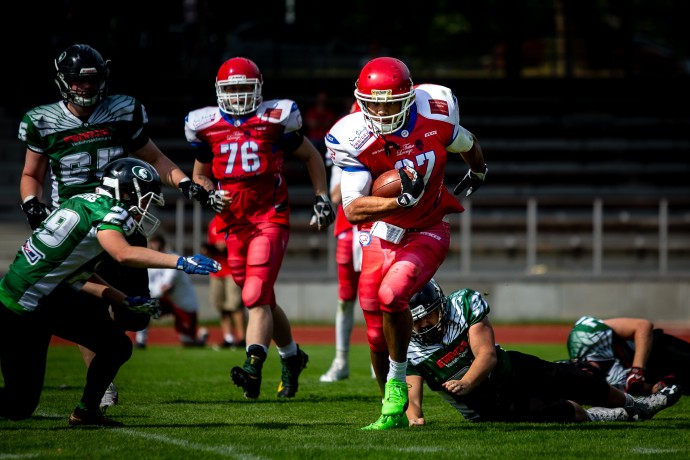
136, 328, 148, 344
335, 349, 349, 365
224, 333, 235, 343
335, 299, 355, 352
277, 341, 297, 358
387, 357, 407, 382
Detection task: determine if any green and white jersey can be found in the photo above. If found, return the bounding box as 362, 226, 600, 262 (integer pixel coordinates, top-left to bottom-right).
18, 95, 150, 208
407, 288, 512, 420
567, 315, 629, 389
0, 193, 136, 316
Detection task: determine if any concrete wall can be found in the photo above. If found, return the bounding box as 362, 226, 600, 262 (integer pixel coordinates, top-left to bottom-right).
192, 276, 690, 325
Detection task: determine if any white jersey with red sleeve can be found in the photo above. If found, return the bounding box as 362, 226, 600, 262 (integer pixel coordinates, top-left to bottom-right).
185, 99, 302, 231
325, 83, 469, 231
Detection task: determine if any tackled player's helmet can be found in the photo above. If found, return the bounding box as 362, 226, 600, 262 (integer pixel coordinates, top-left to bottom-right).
410, 279, 446, 344
215, 57, 263, 115
96, 158, 165, 237
54, 44, 110, 107
354, 57, 415, 135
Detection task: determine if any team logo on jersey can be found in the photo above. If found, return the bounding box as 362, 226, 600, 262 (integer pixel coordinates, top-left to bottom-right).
428, 99, 449, 116
192, 112, 216, 129
349, 127, 372, 150
263, 108, 283, 119
401, 130, 410, 138
398, 143, 416, 156
132, 166, 153, 182
22, 239, 45, 265
358, 231, 372, 247
436, 340, 470, 368
64, 128, 110, 144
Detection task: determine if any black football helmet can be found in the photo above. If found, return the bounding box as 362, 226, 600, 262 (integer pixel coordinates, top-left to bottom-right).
96, 158, 165, 237
54, 44, 110, 107
410, 278, 447, 344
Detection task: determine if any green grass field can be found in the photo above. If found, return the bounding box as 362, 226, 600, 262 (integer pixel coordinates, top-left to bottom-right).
2, 342, 689, 459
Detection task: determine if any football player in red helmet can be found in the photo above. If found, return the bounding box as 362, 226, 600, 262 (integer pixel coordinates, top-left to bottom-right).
215, 57, 263, 115
354, 57, 416, 135
326, 56, 488, 430
186, 56, 335, 401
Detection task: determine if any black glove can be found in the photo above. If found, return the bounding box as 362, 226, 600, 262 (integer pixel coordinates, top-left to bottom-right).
179, 178, 209, 201
21, 196, 51, 230
453, 164, 487, 197
179, 179, 226, 212
309, 194, 336, 230
396, 166, 425, 207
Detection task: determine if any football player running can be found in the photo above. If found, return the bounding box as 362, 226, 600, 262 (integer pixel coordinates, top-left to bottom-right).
405, 280, 681, 424
0, 158, 220, 427
17, 43, 227, 412
325, 57, 487, 429
185, 57, 334, 400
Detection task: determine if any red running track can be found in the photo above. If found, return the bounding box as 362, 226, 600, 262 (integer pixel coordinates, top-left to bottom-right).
49, 324, 690, 347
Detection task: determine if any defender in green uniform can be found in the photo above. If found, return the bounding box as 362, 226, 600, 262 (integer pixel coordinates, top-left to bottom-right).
17, 43, 228, 412
0, 158, 220, 427
404, 280, 680, 425
567, 315, 690, 395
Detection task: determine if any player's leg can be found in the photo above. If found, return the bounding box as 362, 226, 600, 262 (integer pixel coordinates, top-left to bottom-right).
50, 289, 132, 426
226, 278, 246, 347
0, 302, 51, 421
377, 225, 450, 418
321, 229, 359, 382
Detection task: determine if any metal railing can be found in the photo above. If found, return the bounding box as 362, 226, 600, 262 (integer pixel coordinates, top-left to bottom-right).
168, 195, 690, 279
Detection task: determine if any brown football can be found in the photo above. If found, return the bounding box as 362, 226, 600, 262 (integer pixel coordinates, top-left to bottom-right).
371, 169, 413, 198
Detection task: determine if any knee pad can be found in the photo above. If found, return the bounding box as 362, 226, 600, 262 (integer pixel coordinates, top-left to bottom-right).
378, 265, 419, 313
242, 276, 269, 308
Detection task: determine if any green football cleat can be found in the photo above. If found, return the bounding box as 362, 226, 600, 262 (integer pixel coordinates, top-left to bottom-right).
278, 346, 309, 398
361, 414, 409, 430
231, 352, 264, 399
381, 379, 409, 416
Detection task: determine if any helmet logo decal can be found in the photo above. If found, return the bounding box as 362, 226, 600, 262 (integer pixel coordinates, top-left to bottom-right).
79, 67, 99, 77
132, 166, 153, 182
370, 89, 392, 101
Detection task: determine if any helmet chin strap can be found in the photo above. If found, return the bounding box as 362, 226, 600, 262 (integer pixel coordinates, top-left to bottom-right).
380, 134, 400, 156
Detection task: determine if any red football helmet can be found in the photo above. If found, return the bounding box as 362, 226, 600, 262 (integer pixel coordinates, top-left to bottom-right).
215, 57, 263, 115
354, 57, 415, 135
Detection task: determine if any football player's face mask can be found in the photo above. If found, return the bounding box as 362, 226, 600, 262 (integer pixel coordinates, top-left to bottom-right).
54, 44, 110, 107
97, 158, 165, 238
354, 57, 415, 135
412, 308, 444, 344
215, 57, 263, 115
410, 279, 446, 344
